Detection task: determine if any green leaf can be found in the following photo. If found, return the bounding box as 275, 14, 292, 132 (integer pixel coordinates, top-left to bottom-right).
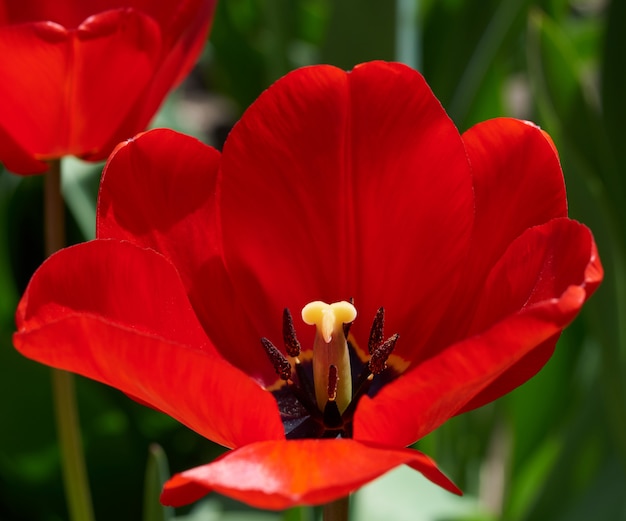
61, 158, 101, 241
445, 0, 532, 127
282, 506, 313, 521
0, 169, 21, 320
600, 0, 626, 159
143, 444, 175, 521
320, 0, 395, 70
526, 8, 622, 207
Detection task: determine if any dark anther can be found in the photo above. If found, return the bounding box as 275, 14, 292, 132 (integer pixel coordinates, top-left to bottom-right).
343, 297, 355, 338
368, 333, 399, 375
282, 308, 301, 357
327, 364, 338, 401
260, 337, 292, 381
266, 302, 401, 440
368, 307, 385, 353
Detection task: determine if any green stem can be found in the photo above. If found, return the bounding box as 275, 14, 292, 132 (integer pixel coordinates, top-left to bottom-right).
45, 160, 96, 521
322, 496, 350, 521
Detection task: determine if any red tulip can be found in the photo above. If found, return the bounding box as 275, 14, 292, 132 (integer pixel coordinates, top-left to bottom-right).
0, 0, 217, 174
13, 61, 602, 510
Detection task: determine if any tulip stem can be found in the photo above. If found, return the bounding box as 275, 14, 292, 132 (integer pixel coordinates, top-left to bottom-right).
322, 496, 350, 521
45, 159, 96, 521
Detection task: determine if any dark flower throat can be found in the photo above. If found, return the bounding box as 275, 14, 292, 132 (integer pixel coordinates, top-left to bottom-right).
260, 306, 399, 439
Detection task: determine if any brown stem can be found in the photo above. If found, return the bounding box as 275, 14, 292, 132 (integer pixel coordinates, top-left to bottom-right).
323, 495, 350, 521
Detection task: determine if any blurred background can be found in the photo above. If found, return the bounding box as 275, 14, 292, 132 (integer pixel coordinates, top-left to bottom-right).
1, 0, 625, 519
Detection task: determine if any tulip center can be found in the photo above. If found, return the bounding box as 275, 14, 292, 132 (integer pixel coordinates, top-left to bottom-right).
260, 300, 399, 439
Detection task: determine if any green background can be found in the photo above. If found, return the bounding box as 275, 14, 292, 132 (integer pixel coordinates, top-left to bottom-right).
1, 0, 625, 519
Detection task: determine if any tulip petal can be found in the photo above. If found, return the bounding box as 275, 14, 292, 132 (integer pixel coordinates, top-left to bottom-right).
0, 124, 48, 174
468, 218, 601, 334
85, 1, 218, 159
17, 240, 208, 346
354, 219, 601, 447
161, 439, 460, 510
14, 240, 284, 448
220, 61, 474, 360
0, 10, 161, 160
464, 118, 567, 253
97, 129, 278, 385
97, 129, 220, 297
439, 119, 569, 346
1, 1, 127, 27
458, 218, 602, 412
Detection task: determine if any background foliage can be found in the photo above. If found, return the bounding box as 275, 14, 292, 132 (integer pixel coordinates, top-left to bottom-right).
1, 0, 624, 519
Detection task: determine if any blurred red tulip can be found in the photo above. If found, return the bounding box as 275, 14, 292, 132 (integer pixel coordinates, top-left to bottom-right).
14, 62, 603, 509
0, 0, 217, 174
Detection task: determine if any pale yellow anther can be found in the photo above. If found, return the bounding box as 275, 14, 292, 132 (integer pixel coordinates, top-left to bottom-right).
302, 300, 357, 413
302, 301, 357, 343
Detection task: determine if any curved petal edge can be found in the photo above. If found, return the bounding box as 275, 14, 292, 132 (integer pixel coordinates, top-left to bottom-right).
161, 439, 460, 510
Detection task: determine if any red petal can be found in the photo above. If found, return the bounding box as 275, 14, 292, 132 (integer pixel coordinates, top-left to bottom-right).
0, 123, 48, 174
97, 129, 220, 295
468, 219, 601, 334
14, 240, 284, 448
220, 61, 473, 359
464, 119, 567, 241
161, 439, 460, 510
83, 1, 218, 159
0, 10, 160, 160
354, 219, 601, 447
97, 129, 278, 385
1, 1, 131, 27
458, 218, 602, 412
438, 119, 569, 347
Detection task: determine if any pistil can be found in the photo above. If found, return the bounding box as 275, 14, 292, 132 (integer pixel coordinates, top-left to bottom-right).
261, 301, 399, 439
302, 300, 357, 414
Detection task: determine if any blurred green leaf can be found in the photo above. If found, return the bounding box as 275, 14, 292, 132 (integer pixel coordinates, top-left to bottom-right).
0, 169, 20, 319
513, 383, 614, 521
320, 0, 395, 70
423, 0, 533, 129
209, 0, 268, 109
601, 0, 626, 158
447, 0, 531, 127
527, 6, 626, 473
505, 437, 560, 521
526, 8, 622, 223
61, 158, 100, 241
144, 444, 175, 521
282, 506, 313, 521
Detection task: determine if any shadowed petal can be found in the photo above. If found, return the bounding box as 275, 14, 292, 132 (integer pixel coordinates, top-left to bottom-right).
161, 439, 460, 510
468, 219, 601, 334
97, 129, 220, 298
436, 119, 569, 349
354, 219, 600, 447
0, 10, 161, 161
14, 240, 284, 448
0, 124, 48, 174
458, 218, 602, 412
82, 0, 218, 159
220, 61, 474, 361
464, 118, 567, 264
97, 129, 277, 385
1, 1, 138, 27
